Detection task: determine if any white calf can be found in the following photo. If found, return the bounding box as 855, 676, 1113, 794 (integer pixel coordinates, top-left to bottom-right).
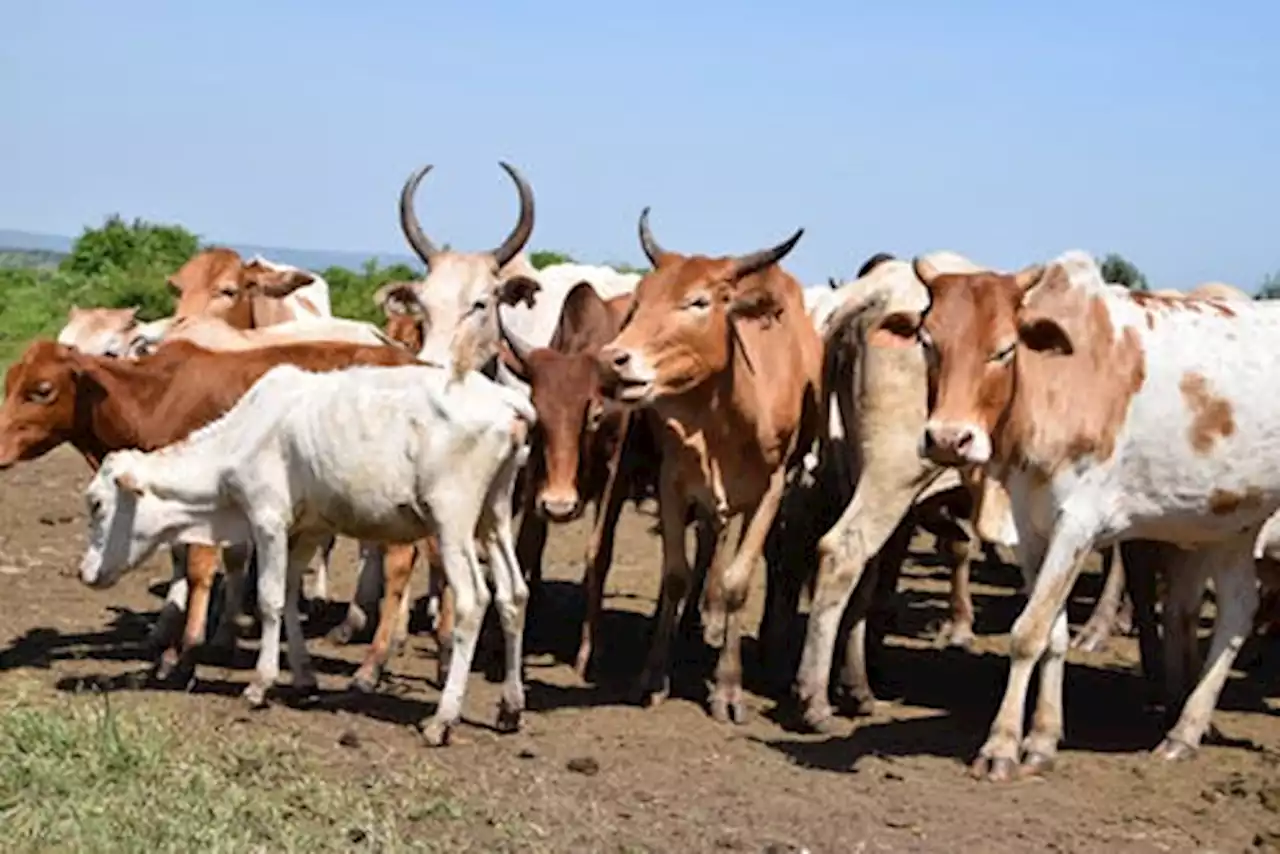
79, 362, 535, 746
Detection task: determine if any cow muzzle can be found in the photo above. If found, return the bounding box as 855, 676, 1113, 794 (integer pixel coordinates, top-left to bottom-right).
538, 491, 583, 523
597, 346, 655, 404
920, 419, 992, 467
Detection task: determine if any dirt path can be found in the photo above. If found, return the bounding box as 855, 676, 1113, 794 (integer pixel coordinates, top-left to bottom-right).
2, 447, 1278, 852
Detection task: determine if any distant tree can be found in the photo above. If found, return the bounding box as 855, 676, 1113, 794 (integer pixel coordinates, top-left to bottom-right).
530, 250, 574, 269
61, 214, 199, 277
1257, 271, 1280, 300
1097, 252, 1149, 291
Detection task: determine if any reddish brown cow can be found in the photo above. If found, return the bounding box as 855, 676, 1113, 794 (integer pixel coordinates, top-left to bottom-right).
0, 338, 422, 688
596, 209, 823, 722
497, 281, 658, 677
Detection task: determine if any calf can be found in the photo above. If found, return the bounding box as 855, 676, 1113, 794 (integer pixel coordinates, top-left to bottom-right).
499, 280, 657, 677
597, 209, 823, 722
80, 362, 534, 747
0, 338, 419, 685
914, 249, 1278, 779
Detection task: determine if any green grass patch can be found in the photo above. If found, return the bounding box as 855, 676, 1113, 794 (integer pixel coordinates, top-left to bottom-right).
0, 689, 510, 853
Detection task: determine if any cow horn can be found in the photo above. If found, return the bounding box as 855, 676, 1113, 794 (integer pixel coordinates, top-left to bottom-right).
496, 303, 536, 377
637, 207, 665, 266
732, 228, 805, 279
399, 164, 441, 266
492, 162, 535, 269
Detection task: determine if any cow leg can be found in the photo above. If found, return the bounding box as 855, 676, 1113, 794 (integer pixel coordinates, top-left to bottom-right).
938, 523, 977, 649
836, 514, 911, 715
419, 527, 491, 748
575, 442, 629, 681
207, 543, 252, 658
1071, 546, 1127, 652
634, 464, 693, 708
149, 546, 189, 651
307, 533, 337, 604
327, 542, 384, 644
156, 544, 221, 682
1155, 541, 1258, 760
1120, 540, 1165, 699
483, 455, 529, 735
351, 541, 418, 693
515, 489, 548, 604
795, 482, 924, 733
281, 536, 321, 698
1159, 553, 1211, 728
243, 528, 290, 709
427, 542, 456, 684
971, 518, 1091, 782
701, 466, 789, 725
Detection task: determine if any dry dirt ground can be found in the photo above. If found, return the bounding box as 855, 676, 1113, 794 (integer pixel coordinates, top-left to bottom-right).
1, 446, 1278, 853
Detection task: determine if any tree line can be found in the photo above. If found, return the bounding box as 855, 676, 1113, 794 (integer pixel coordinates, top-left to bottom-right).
0, 215, 1275, 367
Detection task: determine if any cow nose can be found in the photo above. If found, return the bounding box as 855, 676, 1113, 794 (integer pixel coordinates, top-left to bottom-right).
539, 495, 580, 521
922, 423, 976, 464
604, 347, 631, 370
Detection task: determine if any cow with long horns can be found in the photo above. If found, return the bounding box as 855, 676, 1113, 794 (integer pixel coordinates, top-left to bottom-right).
373, 162, 642, 382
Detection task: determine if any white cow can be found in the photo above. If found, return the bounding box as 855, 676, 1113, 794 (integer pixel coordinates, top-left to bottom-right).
79, 362, 535, 746
915, 249, 1280, 779
374, 162, 641, 384
130, 314, 402, 355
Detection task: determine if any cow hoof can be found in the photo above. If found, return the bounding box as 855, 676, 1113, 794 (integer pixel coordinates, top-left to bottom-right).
496, 703, 522, 734
1019, 751, 1055, 777
1070, 621, 1112, 653
800, 703, 840, 734
349, 672, 379, 695
419, 719, 452, 748
325, 623, 356, 645
632, 671, 669, 708
242, 683, 270, 710
709, 695, 747, 725
833, 689, 876, 718
572, 647, 594, 683
153, 652, 180, 683
1153, 737, 1197, 762
970, 755, 1017, 783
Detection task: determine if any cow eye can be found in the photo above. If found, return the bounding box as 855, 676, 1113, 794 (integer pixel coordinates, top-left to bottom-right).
988, 341, 1016, 363
219, 286, 238, 298
684, 294, 712, 311
27, 381, 54, 403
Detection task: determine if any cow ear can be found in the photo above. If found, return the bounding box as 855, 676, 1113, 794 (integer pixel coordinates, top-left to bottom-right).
1018, 317, 1073, 355
243, 263, 315, 298
498, 275, 541, 308
374, 283, 425, 317
728, 286, 783, 321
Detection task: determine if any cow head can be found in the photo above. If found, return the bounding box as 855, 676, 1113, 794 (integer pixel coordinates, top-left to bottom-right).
0, 340, 96, 468
499, 282, 626, 521
374, 281, 427, 353
915, 257, 1074, 467
56, 306, 139, 357
167, 248, 317, 329
596, 208, 803, 405
385, 162, 541, 374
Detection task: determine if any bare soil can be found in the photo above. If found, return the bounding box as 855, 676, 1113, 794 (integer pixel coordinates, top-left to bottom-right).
2, 446, 1278, 853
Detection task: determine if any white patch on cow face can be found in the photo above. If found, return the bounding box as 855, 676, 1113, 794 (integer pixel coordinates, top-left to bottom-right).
79, 462, 166, 589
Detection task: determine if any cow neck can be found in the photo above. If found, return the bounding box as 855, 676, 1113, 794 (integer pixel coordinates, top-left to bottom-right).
74, 356, 181, 467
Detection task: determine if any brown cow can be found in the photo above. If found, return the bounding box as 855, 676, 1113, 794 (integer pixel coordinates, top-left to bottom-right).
0, 338, 421, 689
168, 248, 327, 328
498, 280, 658, 677
596, 209, 823, 722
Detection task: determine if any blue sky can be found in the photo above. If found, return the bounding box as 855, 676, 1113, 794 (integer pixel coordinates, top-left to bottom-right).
3, 1, 1277, 289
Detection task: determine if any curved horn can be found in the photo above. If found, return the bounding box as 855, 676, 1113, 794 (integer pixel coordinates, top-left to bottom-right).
491, 161, 535, 269
496, 303, 536, 378
637, 206, 665, 266
399, 164, 441, 266
732, 228, 805, 279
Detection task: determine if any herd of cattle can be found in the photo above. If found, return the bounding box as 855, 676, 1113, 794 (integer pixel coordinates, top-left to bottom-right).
2, 161, 1278, 779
